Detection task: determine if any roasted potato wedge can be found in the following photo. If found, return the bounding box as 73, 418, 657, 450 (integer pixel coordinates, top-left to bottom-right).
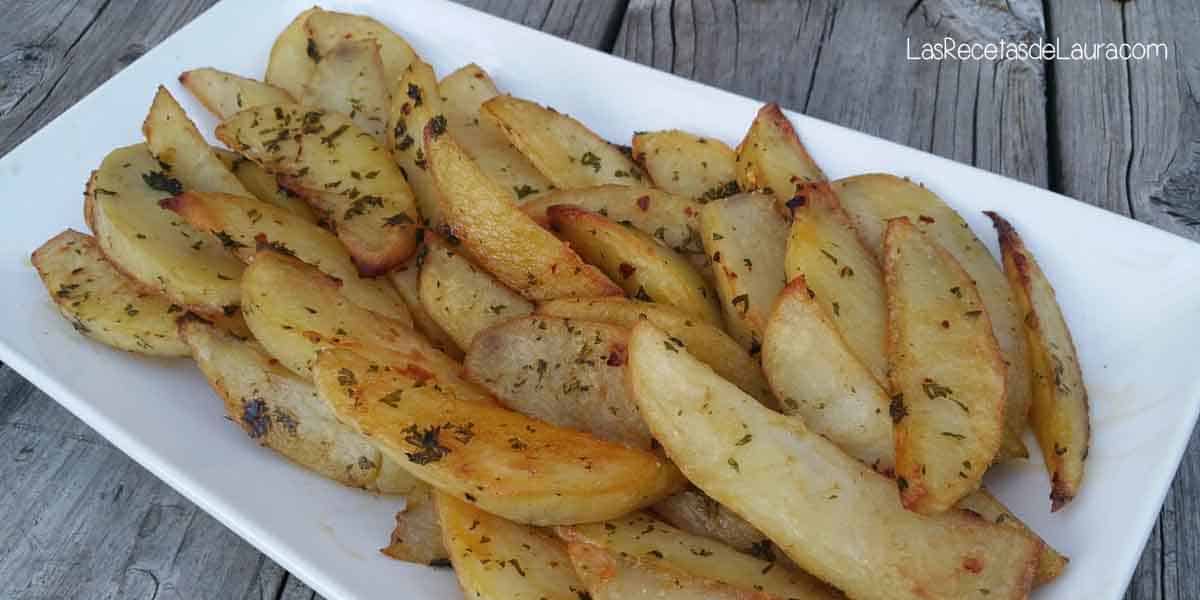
437, 492, 586, 599
536, 298, 775, 408
304, 9, 417, 85
301, 39, 391, 141
836, 174, 1031, 460
627, 322, 1039, 600
548, 205, 720, 325
957, 488, 1068, 584
381, 485, 449, 565
465, 316, 650, 449
558, 512, 836, 599
143, 86, 251, 197
439, 64, 551, 201
652, 489, 799, 571
699, 192, 789, 351
265, 7, 322, 99
180, 316, 419, 494
482, 95, 643, 188
735, 103, 825, 205
989, 212, 1090, 511
163, 191, 409, 321
632, 130, 740, 202
88, 144, 244, 315
424, 121, 622, 301
318, 343, 685, 525
762, 277, 894, 470
387, 58, 444, 225
388, 255, 464, 359
784, 181, 889, 384
179, 68, 295, 121
33, 230, 189, 356
420, 234, 533, 350
564, 538, 778, 600
884, 218, 1006, 513
217, 104, 420, 275
212, 148, 321, 224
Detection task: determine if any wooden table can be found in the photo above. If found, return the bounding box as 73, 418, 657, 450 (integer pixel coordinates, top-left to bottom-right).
1, 1, 1196, 597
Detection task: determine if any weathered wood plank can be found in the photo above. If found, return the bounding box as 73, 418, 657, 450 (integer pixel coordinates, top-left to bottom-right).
455, 0, 629, 50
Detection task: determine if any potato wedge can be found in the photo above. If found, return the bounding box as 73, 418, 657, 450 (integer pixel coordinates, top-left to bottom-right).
265, 7, 322, 99
465, 316, 650, 449
558, 512, 836, 599
651, 489, 799, 571
388, 58, 444, 225
301, 39, 391, 141
564, 538, 778, 600
989, 212, 1090, 511
482, 95, 643, 188
388, 255, 464, 359
762, 277, 894, 470
884, 218, 1006, 513
627, 322, 1039, 600
632, 130, 740, 202
835, 174, 1031, 460
437, 492, 586, 599
217, 104, 420, 275
784, 181, 889, 384
32, 230, 189, 356
699, 193, 789, 351
179, 68, 295, 121
381, 485, 449, 565
88, 144, 244, 315
143, 86, 251, 197
735, 103, 824, 205
304, 9, 417, 85
548, 205, 720, 325
213, 148, 321, 224
420, 234, 533, 350
318, 344, 685, 525
424, 121, 622, 301
536, 297, 775, 408
439, 64, 551, 200
180, 316, 419, 494
957, 488, 1068, 584
162, 191, 409, 321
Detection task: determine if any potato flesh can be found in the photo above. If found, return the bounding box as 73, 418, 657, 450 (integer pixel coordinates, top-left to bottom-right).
265, 7, 321, 99
735, 103, 825, 206
143, 86, 251, 198
548, 205, 721, 325
989, 212, 1090, 511
302, 39, 391, 141
884, 218, 1006, 514
565, 539, 778, 600
388, 257, 464, 359
180, 68, 296, 121
381, 485, 449, 565
304, 10, 417, 85
632, 129, 740, 202
212, 148, 321, 224
957, 488, 1068, 584
388, 59, 445, 225
627, 322, 1038, 600
482, 95, 644, 189
836, 174, 1031, 460
425, 124, 622, 301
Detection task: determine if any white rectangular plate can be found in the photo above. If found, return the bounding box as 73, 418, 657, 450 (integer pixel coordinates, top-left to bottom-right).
1, 0, 1198, 598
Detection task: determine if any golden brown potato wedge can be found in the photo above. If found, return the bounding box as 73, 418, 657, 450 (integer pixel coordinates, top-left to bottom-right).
265, 7, 322, 99
438, 492, 586, 599
465, 315, 650, 449
388, 255, 464, 359
699, 192, 789, 351
884, 218, 1006, 514
212, 148, 321, 224
180, 316, 419, 494
957, 488, 1068, 584
989, 212, 1090, 511
33, 230, 189, 356
381, 485, 449, 565
304, 9, 417, 85
216, 104, 420, 275
301, 39, 391, 141
627, 322, 1039, 600
424, 121, 622, 301
439, 64, 551, 201
536, 297, 775, 408
482, 95, 643, 188
387, 58, 444, 225
143, 86, 251, 197
735, 103, 825, 205
88, 144, 244, 315
835, 174, 1031, 460
762, 276, 894, 470
784, 181, 889, 384
632, 130, 740, 202
179, 68, 296, 121
162, 191, 409, 321
559, 512, 836, 599
419, 234, 533, 350
548, 205, 720, 325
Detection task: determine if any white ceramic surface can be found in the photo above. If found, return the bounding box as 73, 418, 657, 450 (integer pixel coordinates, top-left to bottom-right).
2, 1, 1198, 598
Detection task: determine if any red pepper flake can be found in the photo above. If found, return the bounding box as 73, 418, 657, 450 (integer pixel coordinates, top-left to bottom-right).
607, 344, 627, 366
919, 215, 936, 224
636, 195, 651, 211
962, 557, 984, 574
619, 262, 637, 279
